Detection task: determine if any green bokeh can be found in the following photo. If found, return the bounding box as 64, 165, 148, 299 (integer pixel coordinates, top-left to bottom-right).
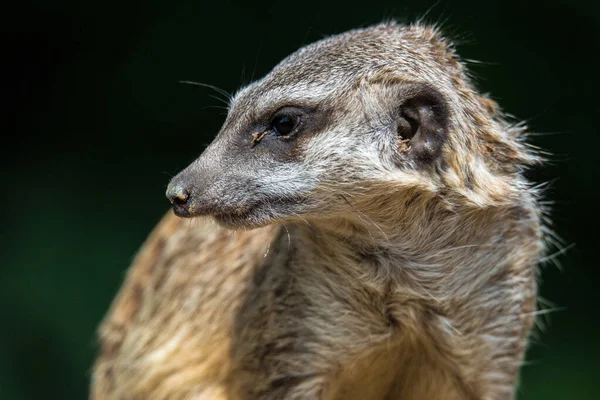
2, 1, 599, 399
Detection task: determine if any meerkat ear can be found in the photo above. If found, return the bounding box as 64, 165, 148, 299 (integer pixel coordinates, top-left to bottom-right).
396, 84, 450, 165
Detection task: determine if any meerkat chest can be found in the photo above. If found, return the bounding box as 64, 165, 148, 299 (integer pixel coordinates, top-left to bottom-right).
101, 222, 280, 399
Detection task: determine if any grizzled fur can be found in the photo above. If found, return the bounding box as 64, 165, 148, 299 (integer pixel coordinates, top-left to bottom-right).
92, 22, 544, 400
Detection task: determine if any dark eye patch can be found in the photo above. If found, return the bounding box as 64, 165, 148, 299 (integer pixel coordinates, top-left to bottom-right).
249, 106, 307, 148
244, 103, 335, 162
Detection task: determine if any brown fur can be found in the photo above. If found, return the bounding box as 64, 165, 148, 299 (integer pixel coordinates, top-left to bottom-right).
92, 22, 545, 400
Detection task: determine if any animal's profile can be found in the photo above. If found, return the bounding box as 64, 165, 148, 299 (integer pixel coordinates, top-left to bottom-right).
91, 22, 545, 400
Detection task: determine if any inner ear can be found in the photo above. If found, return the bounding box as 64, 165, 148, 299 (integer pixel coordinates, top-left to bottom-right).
396, 85, 449, 165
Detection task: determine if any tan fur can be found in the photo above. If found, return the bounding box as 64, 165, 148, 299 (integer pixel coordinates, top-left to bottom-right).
92, 22, 545, 400
93, 214, 281, 399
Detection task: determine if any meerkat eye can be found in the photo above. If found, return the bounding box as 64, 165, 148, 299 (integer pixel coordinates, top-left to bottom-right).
271, 114, 301, 136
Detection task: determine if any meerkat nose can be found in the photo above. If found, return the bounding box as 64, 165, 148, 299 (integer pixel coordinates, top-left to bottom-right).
166, 184, 191, 216
166, 184, 189, 204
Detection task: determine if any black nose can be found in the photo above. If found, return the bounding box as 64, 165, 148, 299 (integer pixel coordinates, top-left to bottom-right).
166, 184, 191, 217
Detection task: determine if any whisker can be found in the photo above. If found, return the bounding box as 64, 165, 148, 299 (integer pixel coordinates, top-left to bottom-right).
178, 80, 233, 104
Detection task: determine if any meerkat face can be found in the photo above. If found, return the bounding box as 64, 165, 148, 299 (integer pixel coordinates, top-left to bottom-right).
166, 23, 462, 229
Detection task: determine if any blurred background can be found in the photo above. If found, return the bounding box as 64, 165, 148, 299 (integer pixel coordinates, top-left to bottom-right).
1, 0, 598, 398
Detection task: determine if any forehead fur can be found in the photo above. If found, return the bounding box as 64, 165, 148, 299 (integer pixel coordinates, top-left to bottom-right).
233, 22, 461, 106
275, 22, 457, 83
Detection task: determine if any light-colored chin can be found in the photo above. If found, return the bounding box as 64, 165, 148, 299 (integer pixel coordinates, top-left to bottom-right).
211, 204, 318, 231
210, 209, 278, 230
211, 215, 264, 230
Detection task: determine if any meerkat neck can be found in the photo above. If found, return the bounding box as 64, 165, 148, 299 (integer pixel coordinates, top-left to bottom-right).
292, 198, 535, 272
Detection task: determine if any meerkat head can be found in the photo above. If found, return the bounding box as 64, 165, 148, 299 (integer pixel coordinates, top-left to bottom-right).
166, 22, 538, 229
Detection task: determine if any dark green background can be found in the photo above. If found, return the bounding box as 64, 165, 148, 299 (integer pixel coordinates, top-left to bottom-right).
2, 0, 599, 399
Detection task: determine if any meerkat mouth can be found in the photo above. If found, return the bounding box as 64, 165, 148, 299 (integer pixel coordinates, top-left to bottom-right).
210, 196, 310, 228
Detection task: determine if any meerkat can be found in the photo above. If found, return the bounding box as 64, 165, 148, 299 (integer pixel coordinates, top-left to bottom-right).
91, 22, 545, 400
